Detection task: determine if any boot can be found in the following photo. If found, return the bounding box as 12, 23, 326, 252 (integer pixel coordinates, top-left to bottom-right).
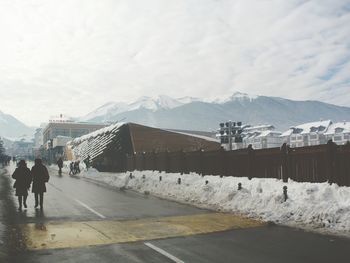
40, 193, 44, 210
34, 194, 39, 208
23, 196, 27, 208
18, 196, 22, 211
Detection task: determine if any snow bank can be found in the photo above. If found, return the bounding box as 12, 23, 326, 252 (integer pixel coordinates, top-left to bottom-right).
75, 169, 350, 238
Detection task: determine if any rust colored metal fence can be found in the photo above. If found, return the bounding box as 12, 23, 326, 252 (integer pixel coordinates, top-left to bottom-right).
125, 141, 350, 186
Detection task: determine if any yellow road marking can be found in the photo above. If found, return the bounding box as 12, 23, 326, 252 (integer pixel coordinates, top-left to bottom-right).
20, 213, 265, 250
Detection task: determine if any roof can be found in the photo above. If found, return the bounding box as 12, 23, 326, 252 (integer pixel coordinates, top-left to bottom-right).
129, 123, 220, 153
69, 122, 221, 163
256, 130, 282, 138
244, 130, 282, 139
72, 122, 124, 144
281, 120, 332, 137
243, 125, 275, 132
166, 129, 219, 143
324, 121, 350, 135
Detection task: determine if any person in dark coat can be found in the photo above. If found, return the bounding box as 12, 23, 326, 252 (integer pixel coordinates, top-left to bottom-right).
31, 158, 50, 210
69, 161, 74, 175
57, 157, 63, 174
12, 160, 31, 210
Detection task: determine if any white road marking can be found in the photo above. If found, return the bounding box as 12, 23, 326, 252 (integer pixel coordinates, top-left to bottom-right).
144, 242, 185, 263
73, 198, 106, 219
47, 176, 106, 219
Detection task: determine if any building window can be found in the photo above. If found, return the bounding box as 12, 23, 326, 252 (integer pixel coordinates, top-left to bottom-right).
53, 129, 70, 137
310, 134, 317, 140
335, 128, 344, 133
334, 136, 342, 141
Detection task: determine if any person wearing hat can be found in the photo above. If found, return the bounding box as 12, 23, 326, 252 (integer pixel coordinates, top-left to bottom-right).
31, 158, 50, 210
12, 160, 31, 210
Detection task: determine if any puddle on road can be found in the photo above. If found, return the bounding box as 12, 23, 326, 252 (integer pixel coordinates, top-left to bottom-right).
19, 213, 265, 250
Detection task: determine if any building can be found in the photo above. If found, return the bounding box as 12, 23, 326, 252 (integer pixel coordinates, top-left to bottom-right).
218, 123, 282, 150
11, 138, 34, 159
42, 115, 108, 163
281, 120, 332, 148
324, 121, 350, 145
43, 121, 107, 145
243, 125, 283, 149
68, 122, 221, 172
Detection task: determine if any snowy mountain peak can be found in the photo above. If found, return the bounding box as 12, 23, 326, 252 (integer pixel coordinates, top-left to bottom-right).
157, 95, 184, 109
129, 95, 183, 111
176, 96, 201, 104
128, 96, 158, 111
81, 95, 185, 121
81, 101, 128, 121
214, 91, 259, 103
230, 92, 258, 100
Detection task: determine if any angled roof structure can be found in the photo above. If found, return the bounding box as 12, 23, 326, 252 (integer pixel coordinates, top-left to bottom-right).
69, 122, 221, 172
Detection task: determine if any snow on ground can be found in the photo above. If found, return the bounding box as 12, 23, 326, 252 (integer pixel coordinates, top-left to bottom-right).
54, 162, 350, 238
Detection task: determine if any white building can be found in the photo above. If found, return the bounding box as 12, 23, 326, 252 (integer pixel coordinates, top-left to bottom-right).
218, 123, 283, 150
242, 125, 283, 149
281, 120, 332, 148
324, 121, 350, 145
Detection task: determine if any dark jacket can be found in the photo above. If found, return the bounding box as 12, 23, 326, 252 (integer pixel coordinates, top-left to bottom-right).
31, 164, 50, 193
57, 158, 63, 168
12, 166, 31, 196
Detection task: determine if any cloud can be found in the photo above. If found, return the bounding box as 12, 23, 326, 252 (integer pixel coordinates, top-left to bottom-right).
0, 0, 349, 126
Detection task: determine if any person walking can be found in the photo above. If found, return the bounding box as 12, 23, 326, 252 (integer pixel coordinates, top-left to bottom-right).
69, 161, 74, 175
57, 157, 63, 174
31, 158, 50, 210
12, 160, 31, 210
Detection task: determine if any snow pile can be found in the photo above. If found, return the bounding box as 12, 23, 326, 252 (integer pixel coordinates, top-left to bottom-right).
77, 169, 350, 237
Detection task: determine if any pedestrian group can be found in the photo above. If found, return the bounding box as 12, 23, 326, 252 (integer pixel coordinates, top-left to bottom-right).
69, 160, 81, 175
12, 158, 49, 211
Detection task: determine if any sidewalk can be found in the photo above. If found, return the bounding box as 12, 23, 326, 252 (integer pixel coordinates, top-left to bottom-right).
0, 167, 10, 262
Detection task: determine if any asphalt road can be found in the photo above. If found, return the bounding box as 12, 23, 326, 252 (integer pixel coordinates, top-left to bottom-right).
1, 163, 349, 263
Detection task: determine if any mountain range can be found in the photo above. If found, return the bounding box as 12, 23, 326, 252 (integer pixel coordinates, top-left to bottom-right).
80, 92, 350, 132
0, 111, 35, 140
1, 92, 350, 141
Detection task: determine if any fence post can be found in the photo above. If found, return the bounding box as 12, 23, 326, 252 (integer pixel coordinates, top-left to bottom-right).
132, 153, 136, 171
166, 150, 170, 173
281, 143, 289, 183
142, 152, 146, 171
327, 140, 336, 184
152, 150, 156, 171
247, 145, 254, 180
181, 149, 186, 174
199, 149, 204, 175
220, 147, 226, 176
126, 154, 130, 171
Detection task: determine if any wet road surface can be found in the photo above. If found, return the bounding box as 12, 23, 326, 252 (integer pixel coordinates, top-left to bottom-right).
1, 163, 350, 263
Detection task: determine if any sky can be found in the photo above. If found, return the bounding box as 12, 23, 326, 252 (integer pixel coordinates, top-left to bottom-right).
0, 0, 349, 126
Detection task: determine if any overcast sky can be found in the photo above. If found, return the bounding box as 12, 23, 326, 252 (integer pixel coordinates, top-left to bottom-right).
0, 0, 349, 126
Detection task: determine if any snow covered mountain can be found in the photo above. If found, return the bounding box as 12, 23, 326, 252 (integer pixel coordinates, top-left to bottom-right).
0, 110, 35, 139
81, 93, 350, 131
81, 95, 187, 122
